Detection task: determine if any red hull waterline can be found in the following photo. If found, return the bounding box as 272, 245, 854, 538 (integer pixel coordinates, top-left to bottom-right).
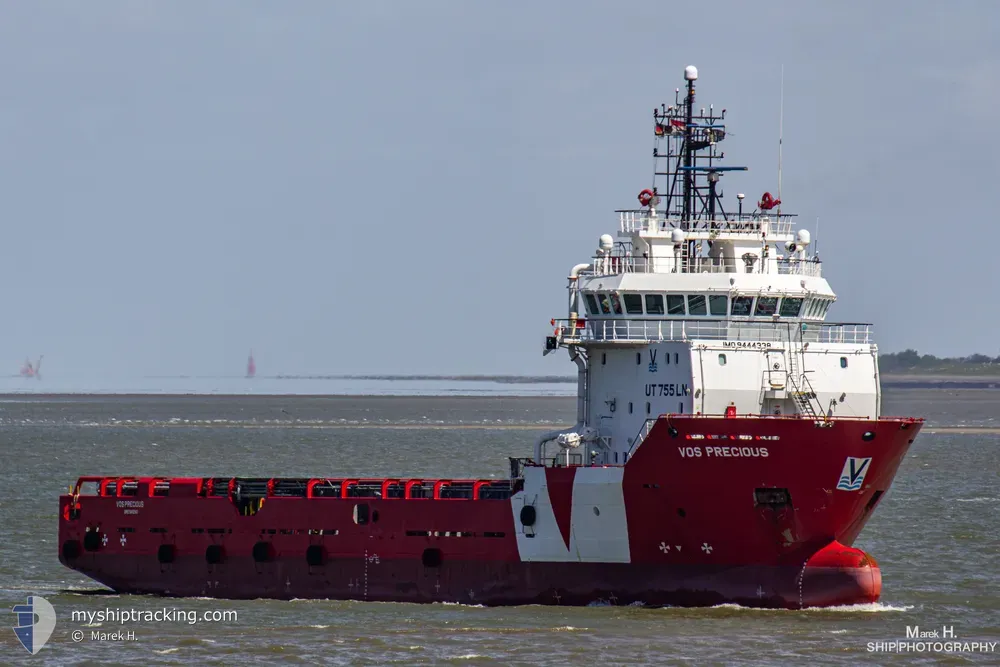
58, 415, 922, 609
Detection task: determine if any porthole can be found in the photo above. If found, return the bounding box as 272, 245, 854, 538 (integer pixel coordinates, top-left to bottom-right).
62, 540, 82, 560
646, 402, 651, 415
520, 505, 537, 526
636, 352, 641, 365
840, 357, 848, 368
306, 545, 326, 567
422, 548, 443, 568
252, 541, 273, 563
205, 544, 226, 565
158, 544, 177, 564
83, 532, 102, 552
719, 354, 727, 366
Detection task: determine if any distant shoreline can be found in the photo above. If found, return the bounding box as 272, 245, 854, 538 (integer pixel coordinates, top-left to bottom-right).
153, 372, 1000, 386
3, 372, 1000, 396
269, 374, 576, 384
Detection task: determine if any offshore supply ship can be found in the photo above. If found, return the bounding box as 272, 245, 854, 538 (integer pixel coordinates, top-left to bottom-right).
58, 66, 923, 608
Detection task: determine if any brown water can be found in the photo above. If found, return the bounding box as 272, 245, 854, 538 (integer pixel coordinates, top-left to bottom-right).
1, 389, 997, 665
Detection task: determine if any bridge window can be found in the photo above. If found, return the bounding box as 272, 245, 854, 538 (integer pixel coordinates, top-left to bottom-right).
687, 294, 707, 316
666, 295, 686, 315
598, 293, 611, 314
644, 294, 664, 315
623, 293, 643, 314
610, 293, 623, 315
709, 295, 728, 316
584, 293, 599, 315
779, 297, 803, 317
821, 301, 832, 317
754, 297, 778, 316
731, 296, 754, 316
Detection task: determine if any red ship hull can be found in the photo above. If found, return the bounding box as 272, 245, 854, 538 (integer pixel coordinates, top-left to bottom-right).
58, 415, 922, 608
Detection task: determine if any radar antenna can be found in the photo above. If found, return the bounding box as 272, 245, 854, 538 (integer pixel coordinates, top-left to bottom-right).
649, 65, 748, 232
777, 64, 784, 215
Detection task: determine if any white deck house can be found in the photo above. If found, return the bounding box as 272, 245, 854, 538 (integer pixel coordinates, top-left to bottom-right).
538, 66, 879, 467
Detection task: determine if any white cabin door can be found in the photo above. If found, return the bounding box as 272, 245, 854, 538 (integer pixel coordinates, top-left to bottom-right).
766, 350, 787, 390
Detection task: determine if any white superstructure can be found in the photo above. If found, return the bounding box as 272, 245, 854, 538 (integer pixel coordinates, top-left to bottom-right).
538, 66, 880, 467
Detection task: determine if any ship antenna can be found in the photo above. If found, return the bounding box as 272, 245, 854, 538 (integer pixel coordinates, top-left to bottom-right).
777, 64, 784, 214
682, 65, 698, 227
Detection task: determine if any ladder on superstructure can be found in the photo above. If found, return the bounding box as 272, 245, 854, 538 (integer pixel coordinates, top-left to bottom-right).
786, 334, 821, 419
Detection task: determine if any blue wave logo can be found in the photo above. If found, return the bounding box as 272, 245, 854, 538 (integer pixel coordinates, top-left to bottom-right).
836, 456, 872, 492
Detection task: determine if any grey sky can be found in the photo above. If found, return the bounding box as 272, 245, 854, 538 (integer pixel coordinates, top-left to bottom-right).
2, 1, 997, 377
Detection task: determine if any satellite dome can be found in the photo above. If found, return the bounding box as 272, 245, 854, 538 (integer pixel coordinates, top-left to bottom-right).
599, 234, 614, 251
684, 65, 698, 81
671, 229, 686, 244
796, 229, 811, 246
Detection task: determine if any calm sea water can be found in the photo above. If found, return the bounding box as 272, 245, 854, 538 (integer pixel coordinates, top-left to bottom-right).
1, 388, 997, 665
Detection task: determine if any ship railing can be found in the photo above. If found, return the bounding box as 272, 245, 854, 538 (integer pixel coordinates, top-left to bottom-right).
63, 476, 521, 503
618, 210, 795, 236
776, 258, 822, 277
554, 319, 873, 345
590, 254, 821, 277
658, 413, 924, 425
626, 419, 657, 457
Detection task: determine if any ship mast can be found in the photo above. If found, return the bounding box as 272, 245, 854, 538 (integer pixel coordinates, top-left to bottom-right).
682, 66, 696, 225
651, 65, 747, 234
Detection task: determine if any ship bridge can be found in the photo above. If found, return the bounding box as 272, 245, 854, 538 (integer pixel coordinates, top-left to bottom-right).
538, 65, 880, 469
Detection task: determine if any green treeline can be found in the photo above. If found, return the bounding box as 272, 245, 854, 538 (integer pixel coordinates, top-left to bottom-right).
879, 349, 1000, 375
